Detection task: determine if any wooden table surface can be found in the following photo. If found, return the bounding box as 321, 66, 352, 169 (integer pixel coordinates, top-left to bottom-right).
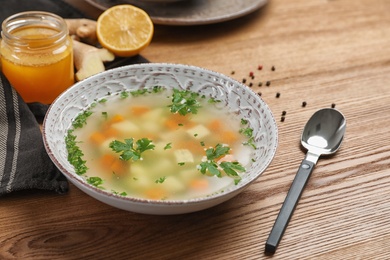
2, 0, 390, 259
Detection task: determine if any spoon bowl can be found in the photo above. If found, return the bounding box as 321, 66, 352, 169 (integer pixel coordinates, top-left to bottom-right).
302, 108, 346, 163
265, 108, 346, 254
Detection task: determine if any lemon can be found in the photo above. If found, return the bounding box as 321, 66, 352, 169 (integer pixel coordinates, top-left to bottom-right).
97, 5, 154, 57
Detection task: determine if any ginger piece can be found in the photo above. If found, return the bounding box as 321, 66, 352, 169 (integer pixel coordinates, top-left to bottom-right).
65, 18, 97, 45
72, 39, 115, 81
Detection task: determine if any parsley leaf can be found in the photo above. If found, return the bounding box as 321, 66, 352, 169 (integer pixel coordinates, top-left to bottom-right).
155, 176, 166, 183
112, 190, 127, 196
65, 130, 88, 175
199, 161, 221, 177
102, 111, 108, 119
87, 176, 104, 188
109, 138, 155, 161
205, 143, 231, 160
198, 144, 245, 184
241, 118, 249, 125
208, 98, 221, 104
169, 89, 202, 116
239, 127, 253, 138
239, 126, 257, 149
220, 162, 245, 184
120, 91, 130, 98
130, 89, 148, 97
243, 137, 257, 149
72, 110, 92, 129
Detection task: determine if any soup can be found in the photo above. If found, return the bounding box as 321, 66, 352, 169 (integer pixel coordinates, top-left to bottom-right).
66, 87, 256, 200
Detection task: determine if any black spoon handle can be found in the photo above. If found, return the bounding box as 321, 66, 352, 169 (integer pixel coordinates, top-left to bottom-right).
265, 159, 316, 254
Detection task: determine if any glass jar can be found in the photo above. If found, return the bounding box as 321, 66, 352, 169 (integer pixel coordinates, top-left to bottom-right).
1, 11, 74, 104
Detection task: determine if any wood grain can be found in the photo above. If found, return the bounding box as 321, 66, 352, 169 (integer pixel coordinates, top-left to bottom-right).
2, 0, 390, 259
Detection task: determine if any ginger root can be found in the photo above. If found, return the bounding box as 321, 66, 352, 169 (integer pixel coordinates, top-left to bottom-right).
65, 18, 97, 45
72, 39, 115, 81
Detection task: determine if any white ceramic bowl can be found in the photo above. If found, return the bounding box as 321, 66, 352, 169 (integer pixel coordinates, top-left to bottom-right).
43, 63, 278, 215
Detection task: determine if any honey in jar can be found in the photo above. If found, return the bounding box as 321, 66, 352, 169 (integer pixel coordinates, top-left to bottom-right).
0, 11, 74, 104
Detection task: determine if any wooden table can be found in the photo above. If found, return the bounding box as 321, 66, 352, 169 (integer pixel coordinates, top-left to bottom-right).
2, 0, 390, 259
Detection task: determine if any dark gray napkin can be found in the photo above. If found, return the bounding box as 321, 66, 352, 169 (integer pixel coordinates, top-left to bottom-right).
0, 72, 69, 195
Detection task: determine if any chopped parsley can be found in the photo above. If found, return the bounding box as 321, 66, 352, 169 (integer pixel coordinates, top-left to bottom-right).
65, 130, 88, 175
220, 162, 245, 184
241, 118, 249, 125
164, 143, 172, 150
121, 86, 165, 98
198, 144, 245, 184
239, 120, 257, 149
243, 136, 256, 149
102, 111, 108, 119
150, 86, 164, 93
130, 89, 149, 97
72, 110, 92, 129
205, 143, 231, 161
239, 127, 253, 138
155, 176, 166, 183
112, 190, 127, 196
169, 89, 202, 116
109, 138, 155, 161
87, 176, 104, 188
120, 91, 130, 98
208, 98, 221, 104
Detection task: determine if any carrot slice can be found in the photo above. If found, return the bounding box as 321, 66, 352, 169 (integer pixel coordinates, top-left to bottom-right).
190, 178, 209, 190
103, 126, 119, 138
164, 113, 194, 130
164, 118, 180, 130
100, 153, 128, 176
221, 130, 239, 145
100, 154, 116, 169
145, 187, 166, 200
131, 105, 151, 115
110, 114, 125, 124
89, 131, 106, 145
110, 159, 128, 176
207, 119, 223, 132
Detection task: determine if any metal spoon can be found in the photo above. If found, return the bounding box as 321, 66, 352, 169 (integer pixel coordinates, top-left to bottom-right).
265, 108, 346, 254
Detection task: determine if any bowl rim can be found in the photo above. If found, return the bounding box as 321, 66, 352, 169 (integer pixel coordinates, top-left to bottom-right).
43, 62, 278, 206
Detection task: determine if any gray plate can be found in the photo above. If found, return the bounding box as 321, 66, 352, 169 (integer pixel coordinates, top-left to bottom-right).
85, 0, 268, 26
